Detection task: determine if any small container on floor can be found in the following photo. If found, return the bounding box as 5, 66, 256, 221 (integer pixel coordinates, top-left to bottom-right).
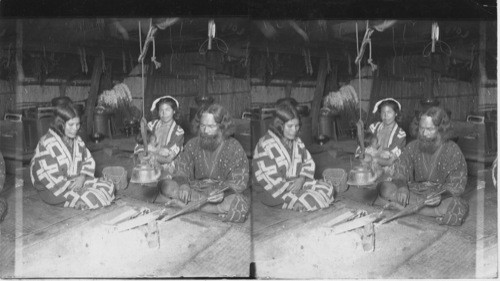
323, 168, 348, 194
103, 166, 128, 190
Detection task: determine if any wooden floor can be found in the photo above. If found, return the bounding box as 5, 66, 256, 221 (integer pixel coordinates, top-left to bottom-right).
0, 136, 251, 278
0, 136, 497, 278
253, 141, 498, 279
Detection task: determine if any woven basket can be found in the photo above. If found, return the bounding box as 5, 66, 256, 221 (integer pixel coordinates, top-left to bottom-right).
102, 166, 128, 190
322, 168, 348, 193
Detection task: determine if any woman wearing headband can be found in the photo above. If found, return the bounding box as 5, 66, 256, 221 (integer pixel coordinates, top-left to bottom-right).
356, 98, 407, 181
134, 96, 185, 180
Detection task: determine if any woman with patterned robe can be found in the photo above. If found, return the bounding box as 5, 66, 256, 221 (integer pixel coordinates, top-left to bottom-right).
253, 100, 334, 212
30, 104, 115, 210
134, 96, 184, 180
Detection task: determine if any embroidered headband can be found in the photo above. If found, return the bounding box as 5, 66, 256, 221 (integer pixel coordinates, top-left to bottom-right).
372, 98, 401, 114
150, 95, 180, 112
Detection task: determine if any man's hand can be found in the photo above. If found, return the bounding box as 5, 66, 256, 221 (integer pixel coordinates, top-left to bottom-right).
69, 175, 86, 192
157, 149, 176, 164
424, 193, 442, 206
422, 181, 440, 189
179, 184, 191, 203
396, 186, 410, 207
287, 177, 306, 194
207, 189, 224, 203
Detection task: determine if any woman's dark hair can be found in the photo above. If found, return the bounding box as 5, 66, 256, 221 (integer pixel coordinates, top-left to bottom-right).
422, 106, 451, 141
50, 103, 80, 137
377, 99, 400, 115
197, 103, 235, 138
154, 97, 180, 121
269, 99, 301, 138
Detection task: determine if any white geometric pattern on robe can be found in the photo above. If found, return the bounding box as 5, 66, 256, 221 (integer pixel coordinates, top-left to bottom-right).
267, 131, 308, 179
253, 132, 335, 211
370, 122, 405, 157
255, 131, 316, 198
31, 130, 114, 209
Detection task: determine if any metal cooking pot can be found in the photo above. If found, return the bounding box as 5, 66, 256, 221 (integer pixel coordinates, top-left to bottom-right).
346, 166, 376, 187
130, 162, 161, 184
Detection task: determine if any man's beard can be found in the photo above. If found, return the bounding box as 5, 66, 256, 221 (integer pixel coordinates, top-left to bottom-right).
418, 133, 442, 154
200, 131, 223, 151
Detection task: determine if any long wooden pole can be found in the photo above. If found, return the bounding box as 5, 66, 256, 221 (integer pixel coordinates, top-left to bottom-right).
85, 56, 103, 135
478, 21, 487, 85
15, 19, 24, 104
311, 57, 328, 137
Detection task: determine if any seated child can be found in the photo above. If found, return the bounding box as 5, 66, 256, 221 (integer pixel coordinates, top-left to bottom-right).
355, 132, 386, 182
134, 130, 176, 178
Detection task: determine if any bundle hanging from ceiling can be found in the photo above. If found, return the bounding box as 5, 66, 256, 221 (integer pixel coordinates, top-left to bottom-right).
199, 19, 228, 55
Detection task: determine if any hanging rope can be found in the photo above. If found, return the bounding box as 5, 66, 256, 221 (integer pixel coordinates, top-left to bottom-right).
170, 26, 174, 72
392, 26, 396, 75
138, 20, 145, 115
356, 23, 362, 124
138, 18, 161, 69
355, 22, 365, 158
151, 36, 161, 69
139, 21, 143, 56
149, 19, 161, 69
355, 22, 360, 56
354, 21, 377, 71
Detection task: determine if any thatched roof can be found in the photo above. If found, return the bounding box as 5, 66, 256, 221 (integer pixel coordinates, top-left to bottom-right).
0, 0, 496, 82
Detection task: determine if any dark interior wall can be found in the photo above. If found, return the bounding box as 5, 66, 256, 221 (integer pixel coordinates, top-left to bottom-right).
368, 55, 479, 130
144, 52, 251, 132
0, 80, 16, 118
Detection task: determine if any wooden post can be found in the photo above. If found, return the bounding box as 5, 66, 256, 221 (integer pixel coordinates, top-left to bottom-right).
85, 56, 103, 135
478, 21, 492, 85
59, 81, 67, 97
284, 82, 292, 99
311, 58, 328, 137
327, 64, 339, 92
15, 19, 24, 104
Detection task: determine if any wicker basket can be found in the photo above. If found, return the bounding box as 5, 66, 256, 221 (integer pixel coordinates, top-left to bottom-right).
322, 168, 348, 193
102, 166, 128, 190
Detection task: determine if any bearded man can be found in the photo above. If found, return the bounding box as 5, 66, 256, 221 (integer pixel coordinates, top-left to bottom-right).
378, 107, 468, 226
156, 104, 250, 223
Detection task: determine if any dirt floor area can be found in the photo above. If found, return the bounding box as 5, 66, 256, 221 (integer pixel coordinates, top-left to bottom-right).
0, 136, 497, 279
